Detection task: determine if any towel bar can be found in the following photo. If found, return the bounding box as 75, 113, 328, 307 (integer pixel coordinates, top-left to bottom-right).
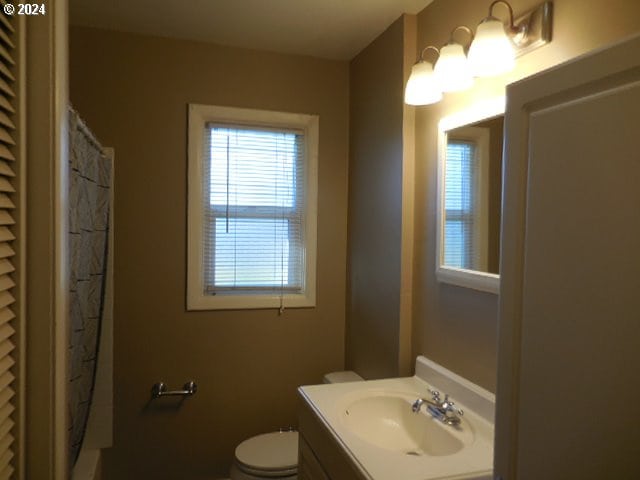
151, 381, 197, 399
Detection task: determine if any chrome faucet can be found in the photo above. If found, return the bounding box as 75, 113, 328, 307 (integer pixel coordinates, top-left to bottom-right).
411, 389, 464, 426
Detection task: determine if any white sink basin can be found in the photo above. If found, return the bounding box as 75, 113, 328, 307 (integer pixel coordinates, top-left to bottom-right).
299, 356, 495, 480
340, 392, 470, 456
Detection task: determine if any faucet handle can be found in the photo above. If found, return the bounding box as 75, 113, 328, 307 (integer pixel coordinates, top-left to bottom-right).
443, 395, 464, 417
442, 394, 454, 410
411, 398, 424, 413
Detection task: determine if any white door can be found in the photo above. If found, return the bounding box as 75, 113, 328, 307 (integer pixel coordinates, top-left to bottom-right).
496, 34, 640, 480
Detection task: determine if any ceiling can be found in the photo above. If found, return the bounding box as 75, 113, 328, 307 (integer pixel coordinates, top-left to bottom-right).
69, 0, 435, 60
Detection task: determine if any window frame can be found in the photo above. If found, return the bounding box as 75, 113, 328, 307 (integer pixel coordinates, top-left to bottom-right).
187, 104, 318, 310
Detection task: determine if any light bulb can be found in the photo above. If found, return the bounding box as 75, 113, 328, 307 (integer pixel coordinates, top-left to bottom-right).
404, 61, 443, 106
434, 43, 474, 92
468, 18, 516, 77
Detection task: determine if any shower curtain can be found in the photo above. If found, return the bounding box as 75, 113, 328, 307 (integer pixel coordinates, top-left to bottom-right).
68, 107, 112, 467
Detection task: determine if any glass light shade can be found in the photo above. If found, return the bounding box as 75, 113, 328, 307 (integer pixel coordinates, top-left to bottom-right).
433, 43, 474, 92
404, 61, 443, 106
468, 19, 516, 77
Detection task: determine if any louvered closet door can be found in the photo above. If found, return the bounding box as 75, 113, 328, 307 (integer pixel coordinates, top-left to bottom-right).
0, 7, 17, 479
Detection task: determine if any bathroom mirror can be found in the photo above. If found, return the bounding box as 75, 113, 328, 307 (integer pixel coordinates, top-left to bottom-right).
436, 98, 504, 293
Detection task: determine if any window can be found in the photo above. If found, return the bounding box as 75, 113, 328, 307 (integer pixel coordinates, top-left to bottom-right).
444, 127, 489, 271
444, 140, 477, 269
187, 105, 318, 310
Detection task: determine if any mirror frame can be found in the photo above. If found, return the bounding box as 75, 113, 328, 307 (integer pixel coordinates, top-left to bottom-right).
436, 97, 505, 294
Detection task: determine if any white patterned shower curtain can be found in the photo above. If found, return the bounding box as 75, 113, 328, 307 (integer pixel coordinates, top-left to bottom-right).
67, 107, 112, 467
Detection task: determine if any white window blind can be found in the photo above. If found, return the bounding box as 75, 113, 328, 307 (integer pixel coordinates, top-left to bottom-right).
188, 105, 318, 311
0, 7, 17, 478
444, 140, 477, 269
202, 124, 305, 295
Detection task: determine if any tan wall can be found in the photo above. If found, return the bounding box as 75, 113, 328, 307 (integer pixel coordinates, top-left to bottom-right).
69, 27, 349, 479
412, 0, 640, 391
347, 16, 410, 379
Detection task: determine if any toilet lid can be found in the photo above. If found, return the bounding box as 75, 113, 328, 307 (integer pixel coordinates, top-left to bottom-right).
235, 431, 298, 473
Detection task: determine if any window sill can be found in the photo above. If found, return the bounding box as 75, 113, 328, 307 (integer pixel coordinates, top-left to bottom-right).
187, 292, 316, 311
436, 265, 499, 294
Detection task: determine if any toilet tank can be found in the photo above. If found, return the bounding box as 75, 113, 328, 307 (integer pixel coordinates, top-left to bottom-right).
322, 371, 363, 384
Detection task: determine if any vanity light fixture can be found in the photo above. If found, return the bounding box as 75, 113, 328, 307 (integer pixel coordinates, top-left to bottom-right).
404, 46, 442, 106
405, 0, 553, 105
434, 26, 475, 92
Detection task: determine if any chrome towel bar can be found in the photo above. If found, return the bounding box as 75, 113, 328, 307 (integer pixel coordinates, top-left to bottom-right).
151, 381, 197, 399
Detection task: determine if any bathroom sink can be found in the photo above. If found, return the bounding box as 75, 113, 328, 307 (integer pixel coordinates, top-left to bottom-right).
340, 392, 469, 456
299, 357, 495, 480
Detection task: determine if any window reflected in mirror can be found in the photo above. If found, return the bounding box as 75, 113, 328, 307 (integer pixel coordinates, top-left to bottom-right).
444, 116, 503, 275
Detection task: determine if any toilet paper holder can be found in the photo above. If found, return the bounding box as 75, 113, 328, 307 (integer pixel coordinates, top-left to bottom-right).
151, 380, 197, 399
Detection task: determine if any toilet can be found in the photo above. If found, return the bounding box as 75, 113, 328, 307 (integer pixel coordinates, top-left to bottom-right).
229, 370, 363, 480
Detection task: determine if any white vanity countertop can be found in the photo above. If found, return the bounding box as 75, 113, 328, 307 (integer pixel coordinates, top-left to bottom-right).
299, 357, 495, 480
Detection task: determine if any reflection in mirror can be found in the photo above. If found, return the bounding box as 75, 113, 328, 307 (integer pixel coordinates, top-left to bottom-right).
437, 98, 504, 293
444, 116, 503, 273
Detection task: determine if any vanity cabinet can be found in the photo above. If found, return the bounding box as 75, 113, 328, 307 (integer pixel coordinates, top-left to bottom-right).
297, 392, 364, 480
298, 435, 330, 480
